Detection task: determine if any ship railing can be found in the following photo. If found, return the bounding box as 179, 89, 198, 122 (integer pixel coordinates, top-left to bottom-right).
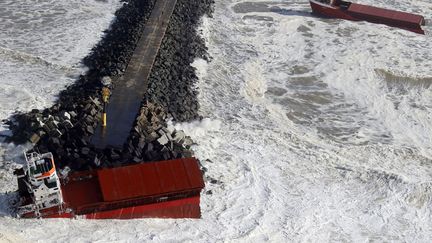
17, 193, 64, 217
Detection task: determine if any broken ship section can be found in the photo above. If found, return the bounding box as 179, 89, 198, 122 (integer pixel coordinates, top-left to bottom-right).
309, 0, 426, 34
17, 154, 204, 219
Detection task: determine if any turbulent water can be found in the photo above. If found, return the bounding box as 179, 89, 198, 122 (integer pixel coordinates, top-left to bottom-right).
1, 0, 432, 242
0, 0, 120, 124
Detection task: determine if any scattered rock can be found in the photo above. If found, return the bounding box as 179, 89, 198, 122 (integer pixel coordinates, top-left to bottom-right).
210, 179, 222, 185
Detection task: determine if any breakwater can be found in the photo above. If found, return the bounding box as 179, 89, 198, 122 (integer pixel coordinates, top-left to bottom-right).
6, 0, 214, 170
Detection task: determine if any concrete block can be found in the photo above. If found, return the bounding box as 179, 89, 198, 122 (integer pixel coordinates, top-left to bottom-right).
157, 134, 169, 145
63, 120, 73, 129
173, 130, 186, 143
60, 111, 71, 120
29, 133, 40, 144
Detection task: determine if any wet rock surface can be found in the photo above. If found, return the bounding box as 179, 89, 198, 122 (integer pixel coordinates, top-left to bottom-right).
6, 0, 214, 171
124, 102, 195, 163
146, 0, 214, 122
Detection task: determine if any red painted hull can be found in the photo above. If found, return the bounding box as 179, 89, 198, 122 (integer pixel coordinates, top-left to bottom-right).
23, 196, 201, 219
309, 0, 425, 34
83, 196, 201, 219
19, 158, 205, 219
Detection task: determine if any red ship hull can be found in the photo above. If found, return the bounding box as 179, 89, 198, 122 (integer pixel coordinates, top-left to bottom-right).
19, 158, 205, 219
23, 196, 201, 219
309, 0, 425, 34
310, 0, 356, 20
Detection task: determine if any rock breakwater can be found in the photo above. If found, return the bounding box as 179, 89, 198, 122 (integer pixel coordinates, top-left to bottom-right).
6, 0, 213, 170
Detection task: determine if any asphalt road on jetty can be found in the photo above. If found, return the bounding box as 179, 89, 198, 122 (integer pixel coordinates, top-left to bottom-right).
92, 0, 177, 149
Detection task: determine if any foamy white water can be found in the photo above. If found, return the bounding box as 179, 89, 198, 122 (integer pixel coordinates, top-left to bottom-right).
0, 0, 120, 124
1, 0, 432, 242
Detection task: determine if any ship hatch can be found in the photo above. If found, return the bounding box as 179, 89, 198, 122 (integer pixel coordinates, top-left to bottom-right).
97, 158, 205, 202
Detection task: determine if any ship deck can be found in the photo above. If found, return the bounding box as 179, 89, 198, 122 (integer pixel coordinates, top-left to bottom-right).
60, 158, 204, 216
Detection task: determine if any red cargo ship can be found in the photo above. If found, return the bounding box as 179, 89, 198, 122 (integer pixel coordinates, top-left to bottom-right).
15, 152, 204, 219
309, 0, 426, 34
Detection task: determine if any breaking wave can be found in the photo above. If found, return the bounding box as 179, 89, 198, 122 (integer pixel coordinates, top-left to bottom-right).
0, 46, 73, 72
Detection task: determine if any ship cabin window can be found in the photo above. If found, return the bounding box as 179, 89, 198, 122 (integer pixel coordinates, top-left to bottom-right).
44, 178, 58, 189
31, 158, 53, 175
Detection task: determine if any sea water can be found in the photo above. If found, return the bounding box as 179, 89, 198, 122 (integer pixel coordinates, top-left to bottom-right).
0, 0, 431, 242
